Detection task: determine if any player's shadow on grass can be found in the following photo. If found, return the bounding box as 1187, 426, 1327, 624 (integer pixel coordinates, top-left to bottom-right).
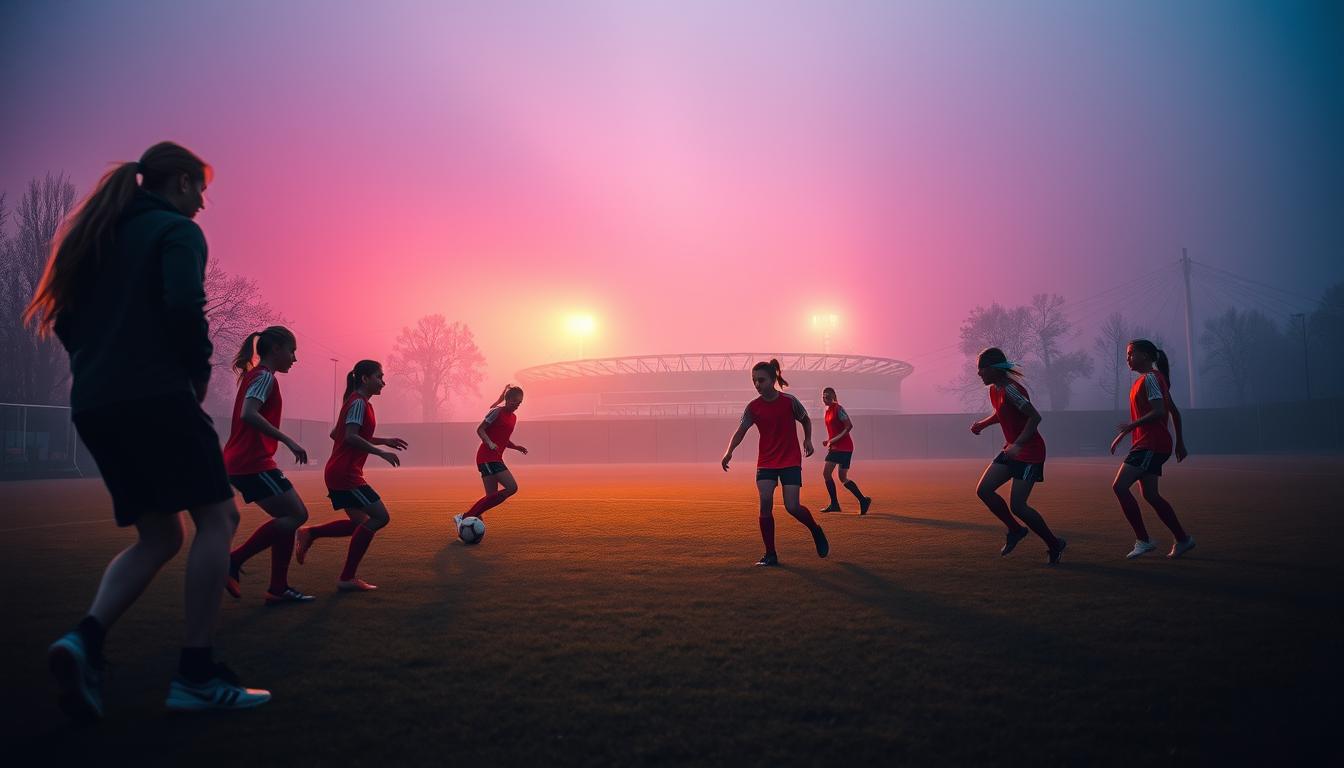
862, 513, 1000, 533
790, 561, 1076, 655
1062, 560, 1321, 602
430, 538, 493, 584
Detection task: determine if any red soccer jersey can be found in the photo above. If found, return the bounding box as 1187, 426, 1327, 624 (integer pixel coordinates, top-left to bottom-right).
475, 406, 518, 464
1129, 371, 1174, 453
824, 403, 855, 452
324, 394, 376, 490
222, 366, 282, 475
746, 393, 805, 469
989, 381, 1046, 463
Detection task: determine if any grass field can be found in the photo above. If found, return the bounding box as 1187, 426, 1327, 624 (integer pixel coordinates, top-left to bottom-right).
5, 457, 1342, 766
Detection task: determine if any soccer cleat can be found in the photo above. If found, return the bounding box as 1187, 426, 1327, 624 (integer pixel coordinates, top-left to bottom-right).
1126, 539, 1157, 559
1168, 536, 1196, 559
859, 497, 872, 516
811, 526, 830, 558
337, 578, 378, 592
1001, 527, 1030, 557
224, 563, 243, 599
754, 552, 779, 567
818, 504, 842, 514
48, 630, 104, 722
294, 528, 313, 565
264, 587, 316, 605
1047, 537, 1067, 566
166, 663, 270, 712
453, 513, 464, 529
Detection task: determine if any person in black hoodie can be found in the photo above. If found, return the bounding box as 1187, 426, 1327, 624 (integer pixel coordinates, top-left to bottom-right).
26, 141, 271, 719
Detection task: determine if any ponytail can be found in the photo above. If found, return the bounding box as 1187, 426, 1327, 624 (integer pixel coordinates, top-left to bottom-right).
1155, 350, 1171, 385
342, 359, 382, 402
25, 142, 212, 336
233, 325, 296, 378
233, 332, 261, 377
752, 359, 789, 390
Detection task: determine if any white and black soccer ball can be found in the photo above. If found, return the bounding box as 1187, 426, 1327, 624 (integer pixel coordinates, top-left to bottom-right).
458, 516, 486, 545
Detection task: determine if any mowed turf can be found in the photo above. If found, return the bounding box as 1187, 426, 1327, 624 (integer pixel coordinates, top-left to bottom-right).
4, 457, 1342, 765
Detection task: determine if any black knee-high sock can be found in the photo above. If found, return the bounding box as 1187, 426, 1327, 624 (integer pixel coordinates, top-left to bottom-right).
824, 478, 839, 506
843, 479, 866, 500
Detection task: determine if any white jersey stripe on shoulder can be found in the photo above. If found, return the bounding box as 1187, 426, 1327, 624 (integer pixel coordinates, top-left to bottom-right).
1004, 383, 1030, 410
1144, 373, 1163, 400
483, 407, 501, 424
245, 370, 275, 402
346, 399, 366, 425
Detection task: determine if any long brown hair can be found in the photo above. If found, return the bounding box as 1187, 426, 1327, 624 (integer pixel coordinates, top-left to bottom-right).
233, 326, 297, 378
24, 142, 213, 336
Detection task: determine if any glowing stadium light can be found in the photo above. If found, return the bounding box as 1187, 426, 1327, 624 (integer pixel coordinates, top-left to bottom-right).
564, 313, 597, 358
811, 312, 840, 353
566, 314, 597, 337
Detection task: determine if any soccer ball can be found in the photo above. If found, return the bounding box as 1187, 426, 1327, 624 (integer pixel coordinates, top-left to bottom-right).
458, 516, 486, 545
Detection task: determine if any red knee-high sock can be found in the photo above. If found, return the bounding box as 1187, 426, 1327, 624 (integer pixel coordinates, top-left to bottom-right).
465, 491, 510, 519
340, 525, 376, 581
790, 504, 821, 532
1145, 494, 1187, 541
758, 516, 776, 555
308, 518, 358, 539
1115, 489, 1150, 541
231, 519, 280, 568
269, 528, 296, 594
980, 492, 1022, 532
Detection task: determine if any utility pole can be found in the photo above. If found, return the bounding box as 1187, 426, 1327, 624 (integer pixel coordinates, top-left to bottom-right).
1292, 313, 1311, 400
1181, 248, 1197, 407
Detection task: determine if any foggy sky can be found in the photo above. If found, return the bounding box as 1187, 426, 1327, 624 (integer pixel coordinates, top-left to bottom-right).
3, 0, 1340, 419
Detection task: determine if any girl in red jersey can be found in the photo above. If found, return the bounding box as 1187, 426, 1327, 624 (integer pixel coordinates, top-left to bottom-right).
294, 360, 407, 591
969, 348, 1067, 564
818, 387, 872, 515
1109, 339, 1194, 559
722, 359, 829, 567
454, 384, 528, 532
221, 326, 315, 605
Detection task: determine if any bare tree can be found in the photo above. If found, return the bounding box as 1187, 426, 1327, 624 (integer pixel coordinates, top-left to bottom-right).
1200, 307, 1282, 406
1026, 293, 1092, 410
0, 175, 77, 404
942, 302, 1034, 409
388, 315, 486, 421
1093, 313, 1169, 411
201, 260, 282, 412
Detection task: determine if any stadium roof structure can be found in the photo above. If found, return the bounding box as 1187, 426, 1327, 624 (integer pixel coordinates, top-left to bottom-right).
516, 353, 913, 417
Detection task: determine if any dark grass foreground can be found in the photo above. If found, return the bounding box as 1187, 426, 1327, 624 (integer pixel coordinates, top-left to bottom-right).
4, 458, 1341, 766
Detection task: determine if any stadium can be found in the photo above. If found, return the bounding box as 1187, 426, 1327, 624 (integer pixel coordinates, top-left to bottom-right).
515, 352, 915, 418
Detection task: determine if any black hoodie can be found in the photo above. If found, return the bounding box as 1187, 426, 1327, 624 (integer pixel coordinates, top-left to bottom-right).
55, 189, 213, 414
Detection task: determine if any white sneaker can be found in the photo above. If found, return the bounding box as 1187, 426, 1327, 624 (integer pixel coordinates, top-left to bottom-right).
453, 513, 464, 529
1126, 539, 1157, 559
166, 664, 270, 711
1168, 536, 1196, 559
48, 630, 103, 721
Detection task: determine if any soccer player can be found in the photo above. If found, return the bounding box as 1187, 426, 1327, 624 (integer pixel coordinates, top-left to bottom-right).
295, 360, 407, 591
722, 359, 829, 567
221, 325, 315, 604
28, 142, 270, 719
818, 387, 872, 515
969, 348, 1067, 565
1109, 339, 1195, 559
455, 385, 528, 531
